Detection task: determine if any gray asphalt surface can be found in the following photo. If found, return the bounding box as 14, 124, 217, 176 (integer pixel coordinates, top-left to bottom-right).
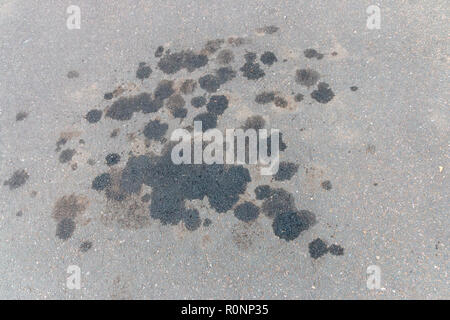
0, 0, 448, 299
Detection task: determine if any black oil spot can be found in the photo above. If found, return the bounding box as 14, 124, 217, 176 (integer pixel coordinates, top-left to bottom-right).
154, 80, 175, 100
15, 112, 28, 121
204, 39, 224, 54
261, 188, 296, 218
143, 119, 168, 141
154, 46, 164, 58
311, 82, 334, 104
240, 58, 265, 80
110, 147, 251, 227
166, 94, 187, 118
193, 112, 217, 131
227, 37, 247, 46
158, 50, 208, 74
67, 71, 79, 79
256, 25, 279, 34
234, 201, 260, 222
296, 69, 320, 87
274, 162, 299, 181
328, 244, 344, 256
56, 218, 75, 240
86, 109, 102, 123
183, 209, 201, 231
321, 180, 332, 190
198, 67, 236, 93
80, 241, 93, 252
71, 163, 78, 171
255, 92, 275, 104
294, 93, 304, 102
16, 210, 23, 217
350, 86, 358, 91
59, 149, 76, 163
106, 96, 139, 121
203, 218, 212, 227
255, 185, 271, 200
110, 129, 120, 138
304, 49, 324, 60
104, 92, 113, 100
106, 153, 121, 166
274, 96, 288, 108
136, 62, 152, 80
242, 115, 265, 130
141, 193, 151, 202
216, 49, 234, 64
331, 51, 338, 56
198, 74, 220, 93
191, 96, 207, 108
260, 51, 277, 66
4, 169, 29, 190
273, 210, 314, 241
52, 194, 88, 240
206, 95, 228, 115
309, 238, 328, 259
92, 173, 112, 191
180, 79, 197, 95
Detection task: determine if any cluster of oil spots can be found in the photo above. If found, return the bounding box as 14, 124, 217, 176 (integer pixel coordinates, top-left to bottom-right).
3, 26, 351, 259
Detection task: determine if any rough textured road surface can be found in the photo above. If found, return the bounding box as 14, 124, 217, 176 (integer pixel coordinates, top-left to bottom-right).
0, 0, 448, 299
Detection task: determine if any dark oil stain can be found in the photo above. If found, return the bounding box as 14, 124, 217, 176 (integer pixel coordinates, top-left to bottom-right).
106, 92, 162, 120
274, 96, 288, 108
216, 49, 234, 64
304, 49, 324, 60
296, 69, 320, 87
309, 238, 328, 259
193, 112, 217, 131
240, 57, 265, 80
4, 169, 29, 190
328, 244, 344, 256
180, 79, 197, 95
106, 153, 121, 166
350, 86, 358, 91
143, 119, 168, 140
154, 80, 175, 100
15, 112, 28, 121
141, 193, 151, 202
227, 37, 247, 46
191, 96, 207, 108
242, 115, 265, 130
331, 51, 338, 56
255, 92, 275, 104
199, 67, 236, 93
80, 241, 93, 252
71, 163, 78, 171
273, 210, 315, 242
92, 173, 112, 191
104, 85, 127, 101
203, 39, 224, 54
30, 190, 37, 198
67, 71, 79, 79
273, 162, 299, 181
158, 50, 208, 74
16, 210, 23, 217
154, 46, 164, 58
321, 180, 332, 190
311, 82, 334, 103
309, 238, 345, 258
79, 139, 85, 145
86, 109, 102, 123
59, 149, 76, 163
56, 218, 75, 240
104, 92, 114, 100
183, 209, 201, 231
203, 218, 212, 227
136, 62, 152, 80
254, 185, 271, 200
234, 201, 260, 222
256, 25, 279, 35
55, 138, 67, 152
206, 95, 228, 115
294, 93, 304, 102
260, 51, 277, 66
110, 128, 120, 138
52, 194, 88, 240
87, 159, 96, 166
166, 94, 187, 118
